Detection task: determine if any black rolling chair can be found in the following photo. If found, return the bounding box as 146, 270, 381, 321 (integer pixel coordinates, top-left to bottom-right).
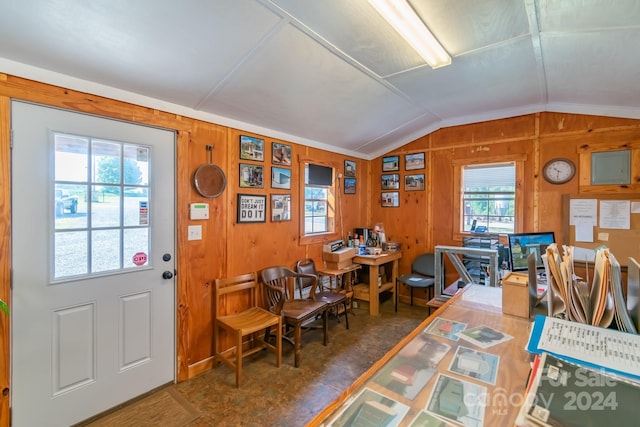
396, 253, 435, 311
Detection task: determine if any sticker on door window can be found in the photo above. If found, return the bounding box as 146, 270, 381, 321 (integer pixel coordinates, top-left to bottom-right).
139, 201, 149, 225
132, 252, 147, 266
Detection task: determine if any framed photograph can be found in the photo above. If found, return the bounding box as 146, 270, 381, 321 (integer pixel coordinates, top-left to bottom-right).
237, 194, 266, 223
271, 166, 291, 190
344, 178, 356, 194
404, 174, 425, 191
381, 173, 400, 190
239, 163, 264, 188
344, 160, 356, 177
382, 155, 399, 172
272, 142, 292, 166
240, 135, 264, 161
270, 194, 291, 222
404, 152, 425, 170
381, 191, 399, 208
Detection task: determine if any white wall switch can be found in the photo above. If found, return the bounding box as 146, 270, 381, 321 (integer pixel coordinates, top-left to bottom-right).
188, 225, 202, 241
190, 203, 209, 220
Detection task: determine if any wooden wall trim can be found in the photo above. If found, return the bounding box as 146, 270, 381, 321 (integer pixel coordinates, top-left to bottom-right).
0, 96, 11, 427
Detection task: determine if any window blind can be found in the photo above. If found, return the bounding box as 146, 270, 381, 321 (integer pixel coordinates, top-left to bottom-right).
463, 163, 515, 188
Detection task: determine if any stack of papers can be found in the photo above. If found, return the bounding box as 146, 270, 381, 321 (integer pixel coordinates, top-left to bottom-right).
545, 244, 636, 333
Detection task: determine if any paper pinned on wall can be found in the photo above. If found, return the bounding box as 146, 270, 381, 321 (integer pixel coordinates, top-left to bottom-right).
599, 200, 630, 229
569, 198, 597, 226
574, 220, 594, 242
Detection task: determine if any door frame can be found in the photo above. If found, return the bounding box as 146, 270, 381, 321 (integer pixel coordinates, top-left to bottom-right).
0, 93, 187, 427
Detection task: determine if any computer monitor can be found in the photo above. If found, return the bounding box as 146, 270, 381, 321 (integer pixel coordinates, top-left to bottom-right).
508, 231, 555, 272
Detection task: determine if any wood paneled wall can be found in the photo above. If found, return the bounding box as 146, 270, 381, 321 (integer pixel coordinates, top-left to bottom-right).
372, 113, 640, 305
0, 73, 639, 427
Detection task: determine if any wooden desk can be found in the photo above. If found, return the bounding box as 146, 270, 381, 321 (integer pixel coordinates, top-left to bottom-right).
352, 251, 402, 316
308, 285, 532, 426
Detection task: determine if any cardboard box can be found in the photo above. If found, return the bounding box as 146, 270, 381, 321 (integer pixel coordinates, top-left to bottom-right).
501, 272, 530, 318
324, 259, 354, 270
322, 247, 356, 263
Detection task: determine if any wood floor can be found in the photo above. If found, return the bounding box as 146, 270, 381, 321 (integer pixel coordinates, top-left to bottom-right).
81, 298, 429, 427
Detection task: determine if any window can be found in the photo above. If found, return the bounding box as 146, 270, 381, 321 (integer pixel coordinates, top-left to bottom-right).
54, 133, 150, 280
301, 162, 335, 237
462, 163, 515, 234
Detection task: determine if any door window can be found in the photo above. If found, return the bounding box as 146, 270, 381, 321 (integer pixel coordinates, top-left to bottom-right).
54, 133, 150, 281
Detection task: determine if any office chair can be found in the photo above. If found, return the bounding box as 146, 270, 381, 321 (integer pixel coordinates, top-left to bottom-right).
396, 253, 435, 310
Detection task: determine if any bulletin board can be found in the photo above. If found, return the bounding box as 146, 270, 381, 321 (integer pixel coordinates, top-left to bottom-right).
562, 194, 640, 266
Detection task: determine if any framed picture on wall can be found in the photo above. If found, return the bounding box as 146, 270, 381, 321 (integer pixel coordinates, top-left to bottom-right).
271, 166, 291, 189
272, 142, 292, 166
404, 152, 425, 170
382, 155, 400, 172
239, 163, 264, 188
237, 194, 266, 223
381, 191, 399, 207
344, 178, 356, 194
405, 174, 425, 191
344, 160, 356, 177
381, 173, 400, 190
271, 194, 291, 222
240, 135, 264, 161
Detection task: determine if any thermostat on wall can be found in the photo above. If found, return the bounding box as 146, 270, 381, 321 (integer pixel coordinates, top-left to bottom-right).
190, 203, 209, 220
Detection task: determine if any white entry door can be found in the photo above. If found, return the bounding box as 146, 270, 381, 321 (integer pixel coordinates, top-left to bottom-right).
11, 101, 176, 426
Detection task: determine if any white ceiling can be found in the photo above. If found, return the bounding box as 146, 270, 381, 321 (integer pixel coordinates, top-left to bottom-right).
1, 0, 640, 159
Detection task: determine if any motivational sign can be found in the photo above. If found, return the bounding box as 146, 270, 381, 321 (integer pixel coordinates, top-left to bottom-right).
237, 194, 266, 223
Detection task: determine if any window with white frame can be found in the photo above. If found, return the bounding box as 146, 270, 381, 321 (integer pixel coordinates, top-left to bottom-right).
462, 163, 515, 233
303, 163, 334, 235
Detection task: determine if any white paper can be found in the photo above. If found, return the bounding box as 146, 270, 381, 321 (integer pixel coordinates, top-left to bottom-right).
599, 200, 630, 229
572, 246, 596, 262
535, 316, 640, 377
632, 201, 640, 214
574, 219, 594, 242
570, 198, 597, 226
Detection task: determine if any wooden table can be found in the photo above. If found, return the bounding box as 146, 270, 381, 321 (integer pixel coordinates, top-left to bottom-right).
317, 263, 362, 313
352, 251, 402, 316
317, 263, 362, 291
307, 284, 533, 427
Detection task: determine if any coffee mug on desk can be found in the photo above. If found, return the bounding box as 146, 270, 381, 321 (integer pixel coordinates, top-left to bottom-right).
358, 244, 367, 256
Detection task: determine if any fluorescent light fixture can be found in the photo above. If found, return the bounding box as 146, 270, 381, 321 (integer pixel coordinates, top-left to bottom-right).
369, 0, 451, 69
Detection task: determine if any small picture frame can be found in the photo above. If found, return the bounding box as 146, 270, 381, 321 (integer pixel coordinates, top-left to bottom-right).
382, 155, 400, 172
381, 173, 400, 190
240, 135, 264, 161
239, 163, 264, 188
404, 152, 425, 170
405, 174, 425, 191
344, 160, 356, 177
381, 191, 399, 207
271, 194, 291, 222
271, 166, 291, 190
344, 178, 356, 194
237, 194, 267, 223
272, 142, 292, 166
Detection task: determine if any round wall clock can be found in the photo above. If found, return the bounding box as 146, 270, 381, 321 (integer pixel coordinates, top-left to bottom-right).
542, 158, 576, 184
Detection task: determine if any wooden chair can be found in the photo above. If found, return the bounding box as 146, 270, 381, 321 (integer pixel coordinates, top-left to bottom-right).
295, 258, 349, 329
260, 266, 328, 367
214, 272, 282, 387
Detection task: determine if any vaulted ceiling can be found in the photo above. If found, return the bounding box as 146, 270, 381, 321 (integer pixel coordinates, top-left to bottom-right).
1, 0, 639, 159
